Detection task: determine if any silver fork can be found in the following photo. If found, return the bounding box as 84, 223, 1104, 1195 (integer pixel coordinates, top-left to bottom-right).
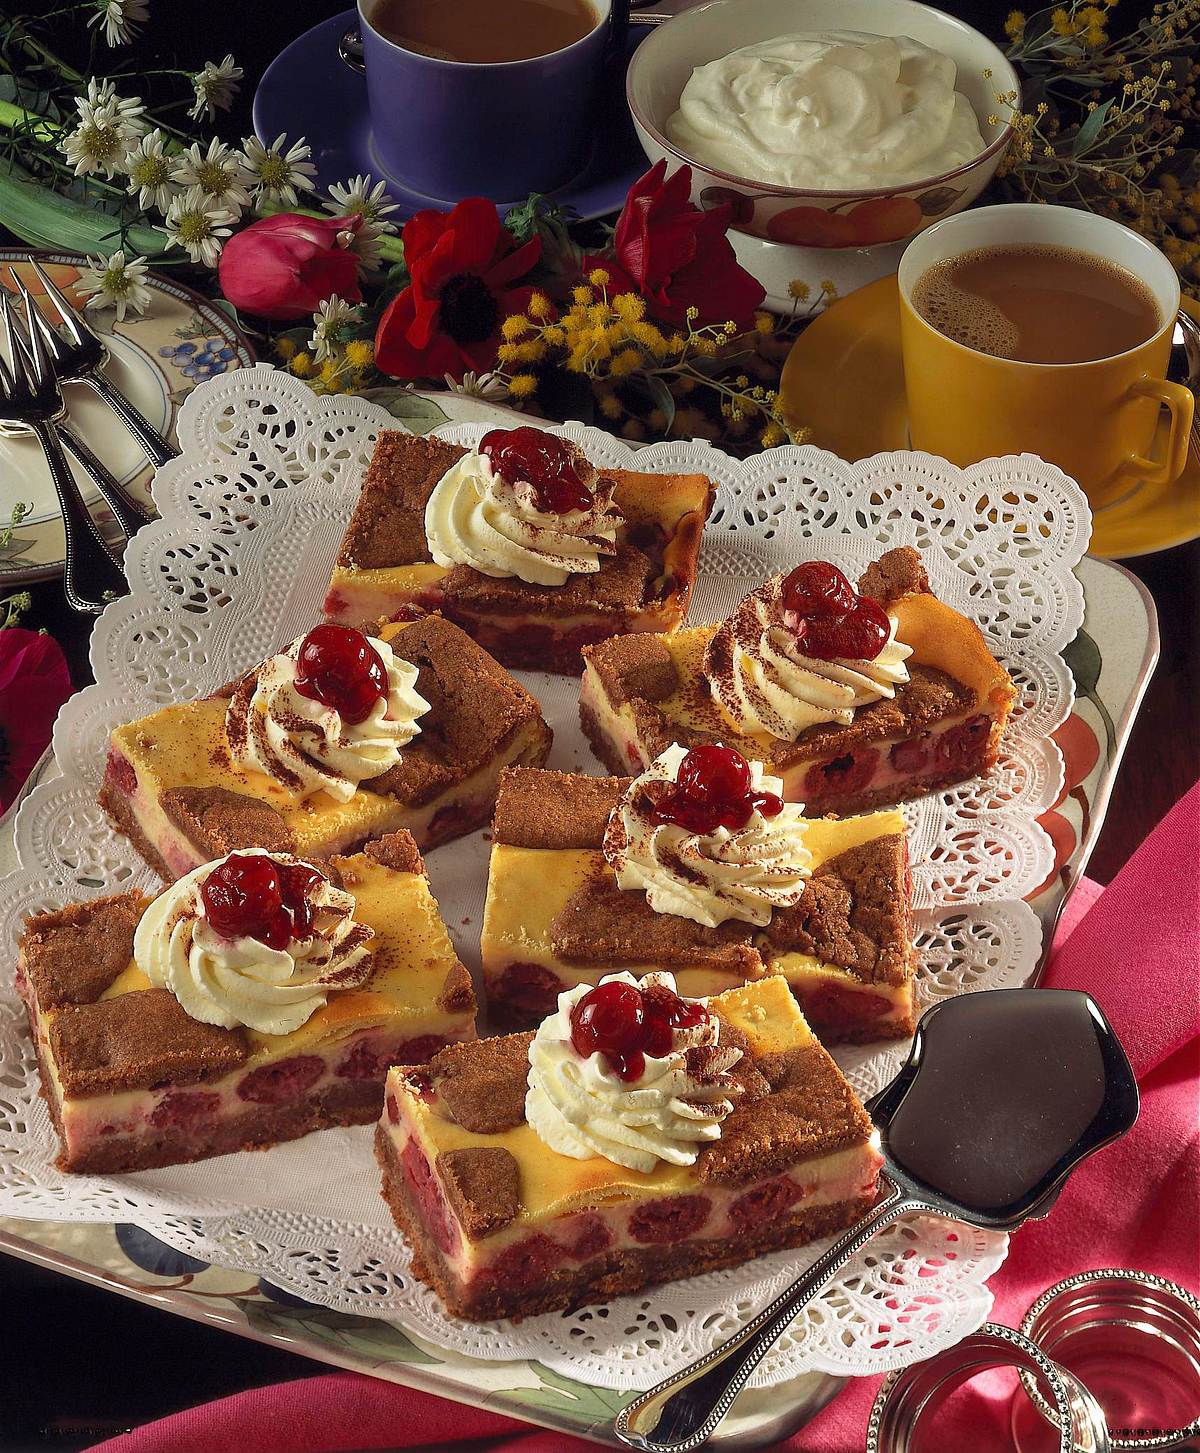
25, 257, 179, 469
6, 269, 152, 538
0, 291, 129, 613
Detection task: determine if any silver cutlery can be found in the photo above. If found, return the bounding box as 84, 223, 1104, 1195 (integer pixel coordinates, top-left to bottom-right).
25, 257, 179, 470
0, 290, 128, 613
3, 270, 153, 539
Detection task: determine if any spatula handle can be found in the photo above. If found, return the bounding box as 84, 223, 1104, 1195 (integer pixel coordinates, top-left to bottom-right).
616, 1177, 915, 1452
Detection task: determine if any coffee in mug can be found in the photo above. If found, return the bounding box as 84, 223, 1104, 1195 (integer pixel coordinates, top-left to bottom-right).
367, 0, 598, 63
911, 243, 1161, 365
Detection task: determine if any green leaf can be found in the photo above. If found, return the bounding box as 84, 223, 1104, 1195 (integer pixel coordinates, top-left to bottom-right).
358, 388, 450, 433
915, 186, 962, 216
645, 374, 676, 432
1071, 99, 1113, 155
240, 1300, 440, 1365
1062, 628, 1116, 758
0, 159, 168, 256
498, 1362, 631, 1422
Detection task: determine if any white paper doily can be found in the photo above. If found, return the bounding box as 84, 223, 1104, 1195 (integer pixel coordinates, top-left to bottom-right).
0, 367, 1092, 1389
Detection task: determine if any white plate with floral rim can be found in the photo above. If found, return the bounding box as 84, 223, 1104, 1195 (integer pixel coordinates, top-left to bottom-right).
0, 367, 1100, 1406
0, 250, 254, 584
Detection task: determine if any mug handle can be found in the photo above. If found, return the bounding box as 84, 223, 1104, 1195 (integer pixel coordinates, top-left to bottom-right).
1122, 375, 1194, 488
339, 25, 366, 73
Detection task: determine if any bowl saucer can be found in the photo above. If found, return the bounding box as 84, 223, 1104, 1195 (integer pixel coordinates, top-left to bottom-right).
253, 10, 649, 222
779, 275, 1200, 560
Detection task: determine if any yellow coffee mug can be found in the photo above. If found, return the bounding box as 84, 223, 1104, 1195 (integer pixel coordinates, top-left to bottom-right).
897, 203, 1194, 510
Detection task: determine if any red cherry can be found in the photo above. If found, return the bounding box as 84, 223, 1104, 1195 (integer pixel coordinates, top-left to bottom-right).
200, 853, 326, 950
677, 743, 751, 806
481, 426, 594, 515
293, 624, 388, 725
649, 745, 780, 834
780, 562, 855, 620
643, 984, 709, 1057
608, 1049, 646, 1083
570, 981, 646, 1061
804, 597, 891, 662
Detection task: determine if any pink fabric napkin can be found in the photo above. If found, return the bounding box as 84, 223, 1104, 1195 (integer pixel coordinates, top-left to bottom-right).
89, 783, 1200, 1453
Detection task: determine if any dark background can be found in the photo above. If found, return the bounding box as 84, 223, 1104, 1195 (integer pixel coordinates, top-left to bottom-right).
5, 0, 1198, 1447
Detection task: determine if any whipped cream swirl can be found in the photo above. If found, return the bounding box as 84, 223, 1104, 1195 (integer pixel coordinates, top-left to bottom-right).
603, 744, 811, 928
225, 634, 429, 803
133, 849, 375, 1036
424, 447, 621, 587
526, 971, 742, 1172
666, 32, 986, 191
705, 578, 912, 740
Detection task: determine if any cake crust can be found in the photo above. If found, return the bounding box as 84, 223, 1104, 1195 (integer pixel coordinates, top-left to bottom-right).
492, 768, 628, 850
21, 894, 148, 1009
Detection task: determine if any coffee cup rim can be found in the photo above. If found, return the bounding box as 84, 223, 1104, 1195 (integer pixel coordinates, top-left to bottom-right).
357, 0, 610, 69
897, 202, 1180, 370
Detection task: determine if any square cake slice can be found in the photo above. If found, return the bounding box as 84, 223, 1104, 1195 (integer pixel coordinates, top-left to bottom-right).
17, 834, 477, 1174
481, 766, 917, 1044
101, 613, 551, 883
375, 975, 882, 1321
323, 429, 714, 674
580, 547, 1017, 816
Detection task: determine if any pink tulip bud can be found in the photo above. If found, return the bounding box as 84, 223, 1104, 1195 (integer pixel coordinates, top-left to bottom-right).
218, 213, 364, 321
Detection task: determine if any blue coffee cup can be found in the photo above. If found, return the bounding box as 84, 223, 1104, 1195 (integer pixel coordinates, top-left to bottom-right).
341, 0, 615, 204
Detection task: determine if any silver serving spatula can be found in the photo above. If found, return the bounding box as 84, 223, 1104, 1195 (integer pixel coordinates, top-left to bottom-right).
616, 988, 1139, 1452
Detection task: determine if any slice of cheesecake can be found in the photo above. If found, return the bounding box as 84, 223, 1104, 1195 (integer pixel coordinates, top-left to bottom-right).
17, 834, 476, 1174
580, 548, 1016, 816
481, 766, 917, 1043
375, 975, 882, 1321
101, 613, 551, 883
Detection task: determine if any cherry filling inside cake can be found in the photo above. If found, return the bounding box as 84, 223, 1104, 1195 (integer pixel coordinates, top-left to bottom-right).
375, 975, 882, 1322
580, 547, 1016, 816
323, 429, 714, 674
100, 613, 551, 883
481, 763, 917, 1044
17, 834, 477, 1174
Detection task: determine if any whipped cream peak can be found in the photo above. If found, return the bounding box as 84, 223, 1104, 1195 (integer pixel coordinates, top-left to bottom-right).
705, 575, 912, 740
424, 445, 621, 587
133, 849, 375, 1036
225, 630, 429, 803
604, 744, 812, 928
525, 971, 743, 1172
666, 31, 986, 192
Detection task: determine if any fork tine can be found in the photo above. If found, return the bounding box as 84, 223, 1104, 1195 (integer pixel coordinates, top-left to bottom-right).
28, 258, 89, 347
9, 268, 50, 388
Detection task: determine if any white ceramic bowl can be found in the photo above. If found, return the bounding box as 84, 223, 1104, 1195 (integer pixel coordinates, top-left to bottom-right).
627, 0, 1018, 246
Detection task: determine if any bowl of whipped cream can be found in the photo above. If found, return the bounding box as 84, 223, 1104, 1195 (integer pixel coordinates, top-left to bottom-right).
626, 0, 1018, 248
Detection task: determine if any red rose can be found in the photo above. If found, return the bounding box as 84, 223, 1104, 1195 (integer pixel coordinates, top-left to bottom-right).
0, 629, 72, 812
612, 161, 764, 327
218, 213, 363, 321
374, 198, 540, 381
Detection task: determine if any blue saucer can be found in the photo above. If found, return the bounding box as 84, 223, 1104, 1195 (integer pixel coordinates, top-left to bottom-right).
253, 11, 649, 222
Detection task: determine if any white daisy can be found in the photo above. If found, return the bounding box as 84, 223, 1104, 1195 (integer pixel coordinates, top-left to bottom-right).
309, 295, 360, 363
75, 250, 153, 322
240, 133, 317, 207
160, 187, 236, 267
123, 128, 176, 214
79, 78, 146, 131
445, 370, 508, 402
88, 0, 150, 46
324, 173, 399, 271
61, 97, 137, 178
189, 54, 242, 121
171, 137, 251, 215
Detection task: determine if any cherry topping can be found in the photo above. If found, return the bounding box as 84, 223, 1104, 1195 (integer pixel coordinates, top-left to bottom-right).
778, 561, 891, 663
293, 624, 388, 725
200, 853, 327, 950
480, 426, 594, 515
781, 561, 856, 619
646, 744, 784, 835
803, 597, 892, 662
569, 978, 710, 1081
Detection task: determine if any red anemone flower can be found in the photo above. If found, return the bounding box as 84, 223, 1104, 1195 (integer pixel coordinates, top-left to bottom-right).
375, 198, 541, 381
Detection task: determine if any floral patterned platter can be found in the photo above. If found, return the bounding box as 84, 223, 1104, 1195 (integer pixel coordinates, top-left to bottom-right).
0, 251, 254, 585
0, 515, 1156, 1449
